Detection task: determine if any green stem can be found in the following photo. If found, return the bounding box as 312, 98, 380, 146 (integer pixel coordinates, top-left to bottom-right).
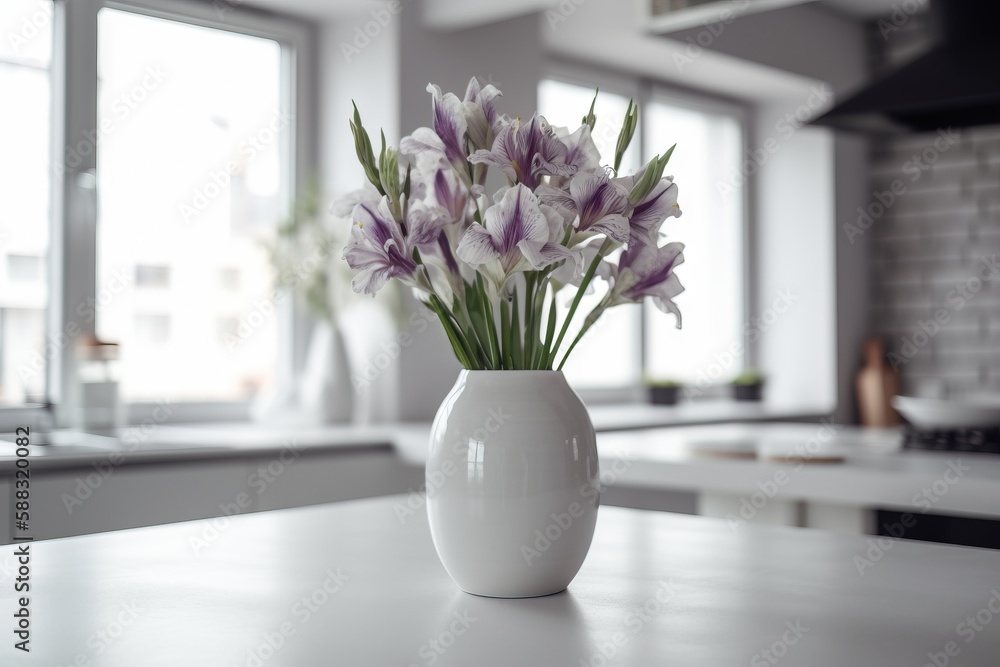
557, 304, 605, 370
457, 285, 491, 367
500, 297, 513, 369
541, 294, 558, 371
522, 274, 537, 368
510, 288, 523, 368
426, 296, 473, 369
451, 311, 483, 369
548, 238, 613, 367
476, 273, 502, 369
530, 275, 549, 369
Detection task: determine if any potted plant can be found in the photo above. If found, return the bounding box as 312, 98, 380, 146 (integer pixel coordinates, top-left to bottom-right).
731, 369, 765, 401
646, 378, 682, 405
337, 78, 684, 598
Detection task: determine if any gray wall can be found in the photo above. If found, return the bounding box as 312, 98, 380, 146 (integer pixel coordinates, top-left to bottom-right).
868, 15, 1000, 397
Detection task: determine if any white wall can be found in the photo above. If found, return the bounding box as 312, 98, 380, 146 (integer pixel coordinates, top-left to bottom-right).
319, 12, 403, 421
320, 12, 400, 199
753, 102, 838, 412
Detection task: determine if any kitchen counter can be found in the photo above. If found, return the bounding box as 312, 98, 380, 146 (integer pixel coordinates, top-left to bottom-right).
595, 423, 1000, 522
0, 400, 821, 472
2, 495, 998, 666
5, 419, 1000, 543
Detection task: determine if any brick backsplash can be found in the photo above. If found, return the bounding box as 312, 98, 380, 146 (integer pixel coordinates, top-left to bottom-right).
868, 16, 1000, 397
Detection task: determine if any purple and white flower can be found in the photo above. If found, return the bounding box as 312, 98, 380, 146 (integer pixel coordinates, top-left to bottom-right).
338, 78, 687, 370
456, 184, 573, 286
431, 168, 472, 226
555, 124, 601, 176
329, 183, 380, 218
615, 166, 681, 245
537, 171, 631, 244
462, 76, 502, 153
343, 198, 417, 296
400, 84, 470, 179
343, 196, 450, 296
469, 114, 575, 190
601, 241, 685, 325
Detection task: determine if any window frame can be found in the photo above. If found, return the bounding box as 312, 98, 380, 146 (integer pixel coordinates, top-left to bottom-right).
542, 62, 753, 403
0, 0, 317, 431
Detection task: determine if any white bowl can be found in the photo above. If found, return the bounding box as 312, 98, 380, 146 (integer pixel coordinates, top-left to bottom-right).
892, 395, 1000, 429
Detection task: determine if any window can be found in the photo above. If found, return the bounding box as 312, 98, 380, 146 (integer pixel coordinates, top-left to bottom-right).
539, 75, 746, 390
134, 265, 171, 288
0, 0, 53, 407
538, 80, 642, 389
219, 267, 241, 290
95, 9, 286, 403
7, 255, 45, 283
643, 95, 745, 383
134, 313, 171, 345
0, 0, 310, 426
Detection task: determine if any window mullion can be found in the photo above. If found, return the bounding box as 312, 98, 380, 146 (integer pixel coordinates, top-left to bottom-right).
50, 0, 101, 427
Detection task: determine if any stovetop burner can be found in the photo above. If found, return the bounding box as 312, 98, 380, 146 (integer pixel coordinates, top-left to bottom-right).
902, 425, 1000, 454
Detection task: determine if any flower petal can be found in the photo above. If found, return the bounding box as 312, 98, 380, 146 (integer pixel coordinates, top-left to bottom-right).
463, 76, 502, 151
400, 126, 445, 156
556, 124, 601, 174
621, 242, 685, 301
649, 273, 684, 327
428, 83, 468, 168
406, 200, 451, 248
330, 184, 380, 218
485, 183, 548, 257
342, 198, 416, 296
455, 224, 499, 266
629, 179, 680, 245
519, 240, 574, 270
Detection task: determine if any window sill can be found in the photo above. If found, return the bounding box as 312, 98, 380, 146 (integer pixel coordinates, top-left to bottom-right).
587, 401, 831, 432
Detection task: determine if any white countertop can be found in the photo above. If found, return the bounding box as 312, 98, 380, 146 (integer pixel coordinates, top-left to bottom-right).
3, 495, 998, 666
0, 400, 820, 471
5, 419, 1000, 520
594, 423, 1000, 519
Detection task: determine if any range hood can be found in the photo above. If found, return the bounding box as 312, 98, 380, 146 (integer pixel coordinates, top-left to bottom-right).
811, 0, 1000, 133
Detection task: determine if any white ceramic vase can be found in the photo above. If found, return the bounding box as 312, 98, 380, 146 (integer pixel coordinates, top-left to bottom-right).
299, 321, 353, 424
426, 370, 600, 598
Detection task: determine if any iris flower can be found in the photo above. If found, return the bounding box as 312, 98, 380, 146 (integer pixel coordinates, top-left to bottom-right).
602, 241, 685, 325
537, 171, 631, 244
342, 196, 450, 296
469, 114, 575, 190
455, 184, 572, 287
614, 167, 682, 246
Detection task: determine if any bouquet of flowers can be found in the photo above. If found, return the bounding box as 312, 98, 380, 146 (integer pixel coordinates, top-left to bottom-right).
338, 77, 684, 371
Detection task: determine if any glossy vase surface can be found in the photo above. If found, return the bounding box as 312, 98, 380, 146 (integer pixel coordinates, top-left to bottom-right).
426, 370, 600, 598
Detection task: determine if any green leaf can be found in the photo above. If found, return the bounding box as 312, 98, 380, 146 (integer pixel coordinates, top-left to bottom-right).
613, 99, 638, 175
628, 145, 676, 205
379, 145, 400, 208
350, 101, 385, 195
582, 87, 598, 131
